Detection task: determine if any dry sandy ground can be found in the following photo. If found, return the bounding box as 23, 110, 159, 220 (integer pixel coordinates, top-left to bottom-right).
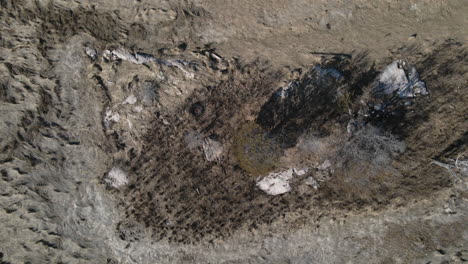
0, 0, 467, 263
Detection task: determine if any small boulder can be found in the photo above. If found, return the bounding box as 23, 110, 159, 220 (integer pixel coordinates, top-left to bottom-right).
256, 169, 294, 195
104, 167, 129, 188
202, 138, 223, 161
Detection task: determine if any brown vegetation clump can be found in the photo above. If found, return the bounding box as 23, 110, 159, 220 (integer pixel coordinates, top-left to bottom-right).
119, 60, 295, 243
233, 122, 281, 176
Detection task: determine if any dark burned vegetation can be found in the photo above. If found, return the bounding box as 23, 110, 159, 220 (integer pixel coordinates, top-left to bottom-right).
119, 41, 467, 244
319, 41, 467, 206
124, 61, 288, 243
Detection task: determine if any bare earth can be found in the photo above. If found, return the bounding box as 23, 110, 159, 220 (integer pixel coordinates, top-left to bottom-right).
0, 0, 467, 263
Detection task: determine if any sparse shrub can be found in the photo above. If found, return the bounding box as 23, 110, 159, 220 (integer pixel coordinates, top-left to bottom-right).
338, 126, 405, 166
338, 125, 405, 167
316, 125, 406, 204
298, 135, 328, 154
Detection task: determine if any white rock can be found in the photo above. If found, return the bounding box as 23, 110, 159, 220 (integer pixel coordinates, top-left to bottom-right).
304, 176, 319, 190
104, 110, 120, 126
377, 60, 428, 98
123, 94, 137, 105
202, 138, 223, 161
379, 61, 408, 93
102, 49, 112, 61
112, 48, 157, 64
104, 167, 129, 188
85, 47, 97, 60
164, 59, 194, 79
133, 52, 158, 64
293, 168, 309, 176
256, 169, 294, 195
318, 160, 331, 170
102, 47, 194, 78
134, 106, 143, 113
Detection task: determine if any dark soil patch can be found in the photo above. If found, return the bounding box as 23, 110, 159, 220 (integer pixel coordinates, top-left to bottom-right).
120, 41, 467, 244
